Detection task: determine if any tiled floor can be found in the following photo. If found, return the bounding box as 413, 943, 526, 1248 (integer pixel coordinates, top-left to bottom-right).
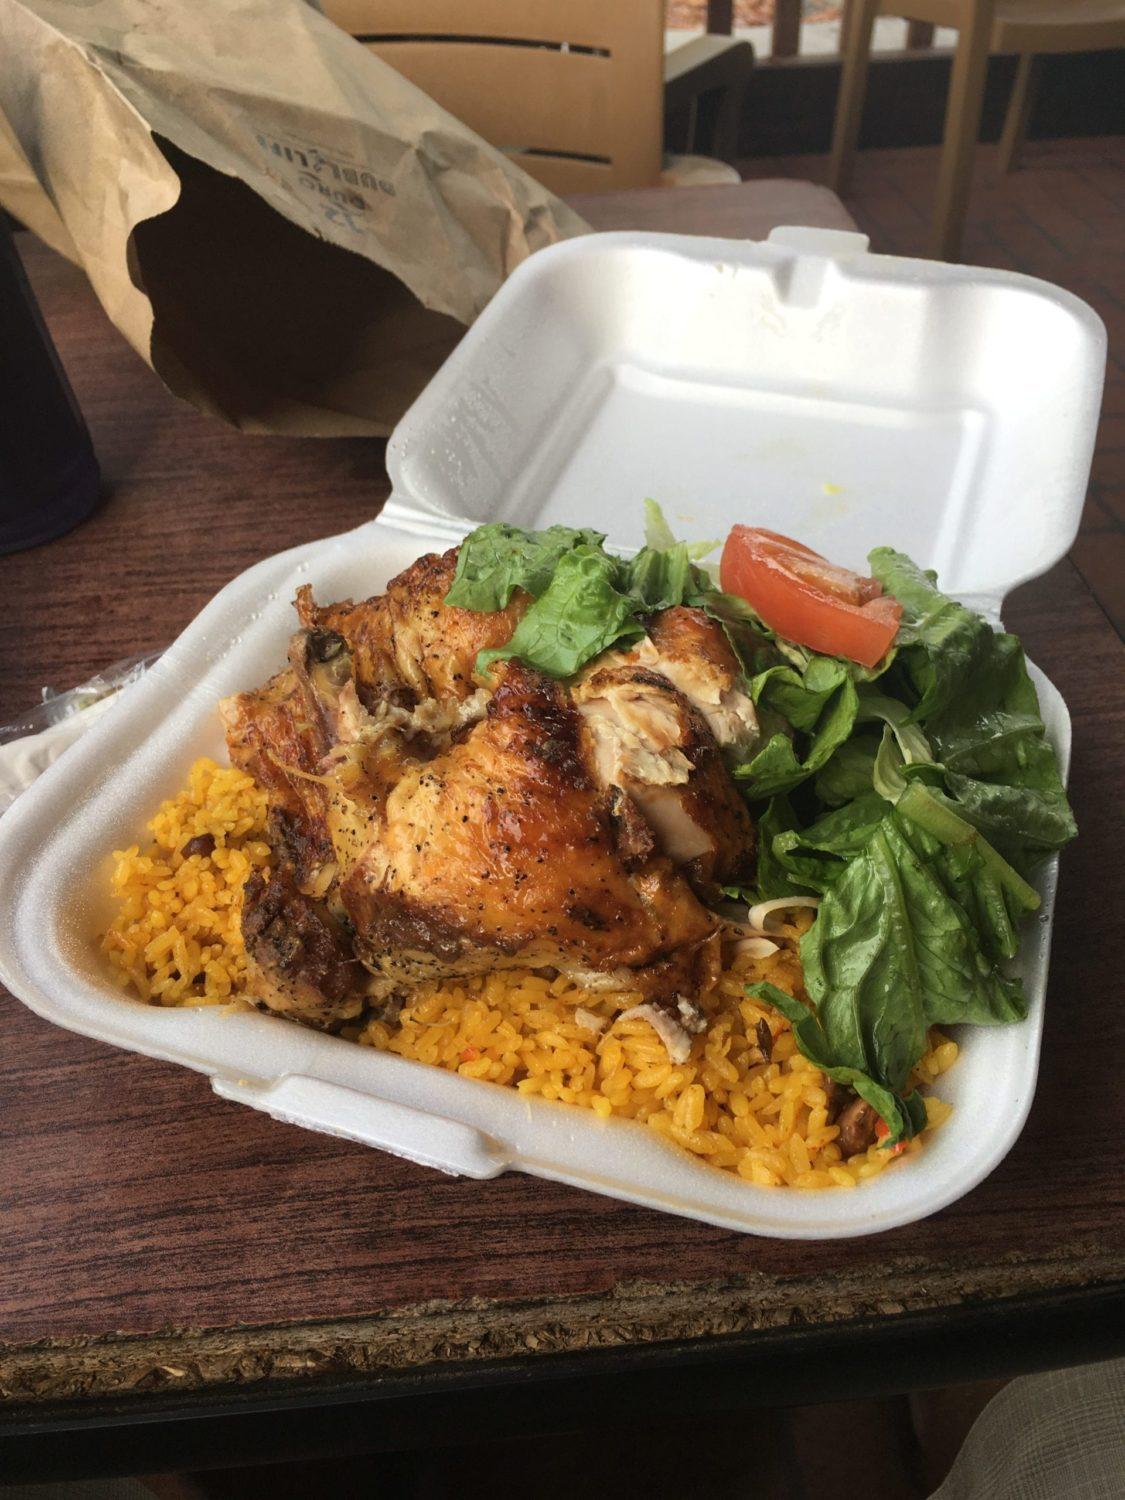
740, 137, 1125, 637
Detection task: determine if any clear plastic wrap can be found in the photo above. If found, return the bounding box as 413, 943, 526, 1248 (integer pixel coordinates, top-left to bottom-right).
0, 653, 160, 814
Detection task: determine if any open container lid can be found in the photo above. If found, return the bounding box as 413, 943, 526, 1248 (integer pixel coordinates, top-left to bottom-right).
385, 226, 1104, 611
0, 227, 1106, 1238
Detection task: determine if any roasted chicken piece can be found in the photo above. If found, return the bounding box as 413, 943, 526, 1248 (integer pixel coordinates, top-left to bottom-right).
241, 870, 369, 1028
221, 547, 512, 883
572, 607, 759, 890
294, 547, 527, 706
222, 550, 758, 1029
220, 658, 337, 898
635, 606, 760, 757
341, 662, 718, 996
573, 662, 755, 889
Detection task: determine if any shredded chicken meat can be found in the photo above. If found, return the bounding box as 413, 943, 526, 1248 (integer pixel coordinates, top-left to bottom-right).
220, 547, 760, 1028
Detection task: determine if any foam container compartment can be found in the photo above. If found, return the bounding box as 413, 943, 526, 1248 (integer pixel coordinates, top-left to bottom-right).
0, 228, 1105, 1238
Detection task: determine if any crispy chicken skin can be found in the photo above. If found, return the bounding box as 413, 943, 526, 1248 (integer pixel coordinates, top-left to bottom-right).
341, 663, 717, 995
294, 548, 528, 705
223, 551, 758, 1028
242, 870, 368, 1028
611, 606, 760, 757
219, 666, 336, 897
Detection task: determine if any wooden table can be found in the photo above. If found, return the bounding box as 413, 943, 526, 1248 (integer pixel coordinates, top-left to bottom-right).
2, 181, 1124, 1480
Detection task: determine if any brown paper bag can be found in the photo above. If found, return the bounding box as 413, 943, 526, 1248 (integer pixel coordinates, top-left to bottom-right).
0, 0, 588, 436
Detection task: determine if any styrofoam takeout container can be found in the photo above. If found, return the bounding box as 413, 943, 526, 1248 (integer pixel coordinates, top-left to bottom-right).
0, 228, 1105, 1237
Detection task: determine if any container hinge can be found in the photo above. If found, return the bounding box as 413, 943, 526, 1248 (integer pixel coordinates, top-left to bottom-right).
212, 1074, 509, 1179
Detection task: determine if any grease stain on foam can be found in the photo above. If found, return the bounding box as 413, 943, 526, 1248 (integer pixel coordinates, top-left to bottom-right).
807, 485, 853, 526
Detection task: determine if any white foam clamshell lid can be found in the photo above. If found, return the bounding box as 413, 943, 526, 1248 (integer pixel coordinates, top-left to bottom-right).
0, 228, 1105, 1238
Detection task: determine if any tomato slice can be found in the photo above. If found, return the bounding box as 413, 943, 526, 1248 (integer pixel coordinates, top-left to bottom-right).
720, 526, 902, 668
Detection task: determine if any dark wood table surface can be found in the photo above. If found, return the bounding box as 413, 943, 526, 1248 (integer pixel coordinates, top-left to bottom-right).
2, 181, 1124, 1477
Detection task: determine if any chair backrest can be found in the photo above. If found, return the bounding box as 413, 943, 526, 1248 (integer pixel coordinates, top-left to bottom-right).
320, 0, 666, 194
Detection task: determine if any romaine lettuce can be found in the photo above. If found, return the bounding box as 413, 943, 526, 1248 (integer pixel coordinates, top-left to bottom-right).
448, 505, 773, 681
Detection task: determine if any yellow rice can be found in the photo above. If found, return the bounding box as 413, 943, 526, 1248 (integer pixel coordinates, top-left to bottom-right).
102, 756, 956, 1187
102, 758, 270, 1006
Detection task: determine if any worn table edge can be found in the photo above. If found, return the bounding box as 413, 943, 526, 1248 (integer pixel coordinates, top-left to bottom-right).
5, 1250, 1125, 1409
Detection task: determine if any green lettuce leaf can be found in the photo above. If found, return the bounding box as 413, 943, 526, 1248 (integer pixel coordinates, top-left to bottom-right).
752, 983, 927, 1143
867, 548, 982, 721
769, 792, 891, 894
643, 498, 717, 561
445, 523, 605, 610
891, 776, 1040, 959
477, 546, 644, 679
856, 687, 935, 765
867, 725, 1039, 964
451, 507, 775, 684
729, 656, 860, 799
925, 632, 1076, 876
894, 811, 1025, 965
683, 585, 779, 679
626, 543, 705, 611
815, 735, 881, 806
869, 549, 1075, 877
751, 812, 1025, 1141
750, 795, 807, 899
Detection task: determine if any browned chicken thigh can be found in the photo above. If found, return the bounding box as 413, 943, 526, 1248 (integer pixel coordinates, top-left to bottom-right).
221, 546, 758, 1029
341, 663, 718, 996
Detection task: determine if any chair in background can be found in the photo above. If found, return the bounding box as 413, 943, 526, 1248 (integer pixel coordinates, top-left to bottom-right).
319, 0, 749, 194
829, 0, 1125, 261
664, 32, 756, 166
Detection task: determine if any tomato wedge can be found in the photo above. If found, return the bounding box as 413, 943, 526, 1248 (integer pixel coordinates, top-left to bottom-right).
720, 526, 902, 668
